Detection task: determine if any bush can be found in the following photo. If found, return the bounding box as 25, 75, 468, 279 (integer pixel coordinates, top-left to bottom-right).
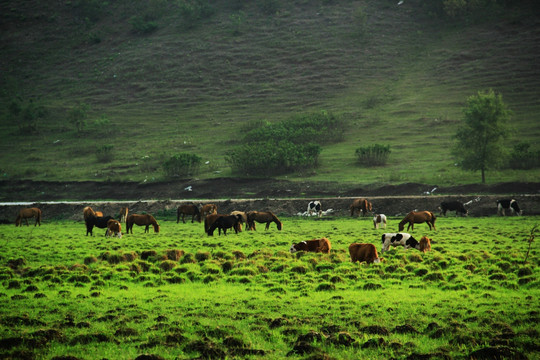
96, 145, 114, 163
226, 141, 321, 176
129, 15, 158, 34
507, 142, 540, 169
355, 144, 391, 166
162, 153, 202, 178
177, 0, 215, 30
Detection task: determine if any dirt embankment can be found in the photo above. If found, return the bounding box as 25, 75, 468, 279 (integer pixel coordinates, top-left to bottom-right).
1, 179, 539, 202
1, 180, 538, 222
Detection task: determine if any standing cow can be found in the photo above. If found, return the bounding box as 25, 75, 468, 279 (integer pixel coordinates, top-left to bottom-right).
373, 214, 387, 229
307, 201, 323, 217
497, 199, 522, 216
439, 201, 468, 216
350, 198, 372, 217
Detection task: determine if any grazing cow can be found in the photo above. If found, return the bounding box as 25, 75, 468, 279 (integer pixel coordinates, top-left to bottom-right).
85, 215, 114, 236
439, 201, 468, 216
497, 199, 522, 216
106, 219, 122, 238
350, 198, 372, 217
201, 204, 218, 217
15, 207, 42, 227
373, 214, 387, 229
177, 203, 201, 223
381, 233, 431, 253
398, 211, 436, 232
126, 214, 160, 233
207, 214, 243, 236
119, 207, 129, 223
349, 243, 380, 264
290, 238, 331, 254
246, 211, 282, 231
307, 201, 323, 217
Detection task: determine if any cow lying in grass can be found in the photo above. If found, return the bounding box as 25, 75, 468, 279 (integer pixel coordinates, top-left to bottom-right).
289, 238, 331, 254
207, 214, 243, 236
381, 233, 431, 253
349, 243, 380, 264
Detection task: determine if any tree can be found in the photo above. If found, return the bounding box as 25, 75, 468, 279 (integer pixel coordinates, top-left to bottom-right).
453, 89, 511, 183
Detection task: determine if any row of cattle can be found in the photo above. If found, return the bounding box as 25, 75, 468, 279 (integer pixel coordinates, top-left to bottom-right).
289, 232, 432, 265
307, 198, 523, 219
12, 197, 523, 231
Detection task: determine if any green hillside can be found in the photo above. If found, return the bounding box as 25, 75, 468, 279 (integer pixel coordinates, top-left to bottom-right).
1, 0, 539, 186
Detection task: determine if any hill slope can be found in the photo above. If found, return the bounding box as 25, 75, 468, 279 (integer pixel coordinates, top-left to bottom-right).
0, 0, 539, 186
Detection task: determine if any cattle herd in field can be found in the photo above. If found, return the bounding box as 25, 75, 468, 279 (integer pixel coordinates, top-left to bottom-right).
13, 197, 523, 265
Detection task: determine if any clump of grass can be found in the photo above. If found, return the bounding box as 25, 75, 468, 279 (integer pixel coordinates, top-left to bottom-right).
159, 260, 177, 272
195, 251, 211, 262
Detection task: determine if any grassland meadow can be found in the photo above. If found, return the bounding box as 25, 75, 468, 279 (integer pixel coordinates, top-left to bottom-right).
1, 214, 538, 359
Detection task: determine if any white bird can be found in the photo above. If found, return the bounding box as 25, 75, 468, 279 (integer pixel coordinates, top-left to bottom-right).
184, 186, 192, 191
397, 0, 404, 5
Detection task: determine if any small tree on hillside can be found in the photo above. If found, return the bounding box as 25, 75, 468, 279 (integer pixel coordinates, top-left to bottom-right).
452, 89, 511, 183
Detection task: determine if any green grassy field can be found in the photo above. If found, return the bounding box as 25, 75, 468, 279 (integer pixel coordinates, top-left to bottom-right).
1, 215, 538, 359
0, 1, 539, 185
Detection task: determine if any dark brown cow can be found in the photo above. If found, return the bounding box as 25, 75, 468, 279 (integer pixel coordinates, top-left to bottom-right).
289, 238, 331, 254
207, 214, 243, 236
177, 203, 201, 223
349, 243, 380, 264
350, 198, 372, 217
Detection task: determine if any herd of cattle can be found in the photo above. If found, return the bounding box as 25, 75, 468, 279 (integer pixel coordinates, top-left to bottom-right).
12, 197, 523, 265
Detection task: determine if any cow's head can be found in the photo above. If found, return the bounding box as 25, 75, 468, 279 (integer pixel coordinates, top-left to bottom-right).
289, 241, 307, 253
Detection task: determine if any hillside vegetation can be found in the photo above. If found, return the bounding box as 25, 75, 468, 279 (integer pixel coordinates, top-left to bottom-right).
1, 0, 539, 186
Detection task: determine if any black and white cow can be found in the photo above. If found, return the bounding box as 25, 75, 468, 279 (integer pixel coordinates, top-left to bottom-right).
439, 201, 468, 216
497, 199, 522, 216
307, 201, 322, 217
381, 233, 419, 253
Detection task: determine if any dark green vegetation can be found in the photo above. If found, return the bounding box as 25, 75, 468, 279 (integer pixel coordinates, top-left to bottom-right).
1, 215, 539, 359
1, 0, 539, 185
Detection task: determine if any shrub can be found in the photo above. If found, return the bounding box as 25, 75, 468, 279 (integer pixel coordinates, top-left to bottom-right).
162, 153, 202, 178
129, 15, 158, 34
8, 99, 48, 134
177, 0, 215, 30
355, 144, 391, 166
227, 141, 321, 176
507, 142, 540, 169
95, 145, 114, 163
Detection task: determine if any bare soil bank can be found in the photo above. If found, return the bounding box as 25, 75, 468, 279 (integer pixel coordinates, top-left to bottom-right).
1, 179, 538, 222
1, 179, 539, 202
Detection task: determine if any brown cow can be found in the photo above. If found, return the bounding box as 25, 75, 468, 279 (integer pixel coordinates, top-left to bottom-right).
350, 198, 372, 217
177, 203, 201, 223
15, 207, 42, 227
289, 238, 331, 254
349, 243, 380, 264
201, 204, 218, 217
398, 211, 436, 232
106, 219, 122, 238
119, 207, 129, 223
